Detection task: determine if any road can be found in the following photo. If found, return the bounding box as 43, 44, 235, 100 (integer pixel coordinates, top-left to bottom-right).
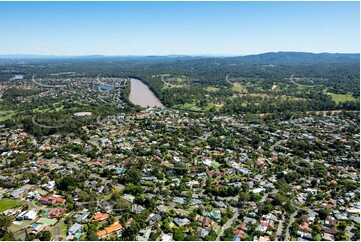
285, 211, 297, 241
32, 74, 64, 88
216, 206, 239, 241
276, 214, 285, 241
225, 74, 232, 85
289, 74, 318, 88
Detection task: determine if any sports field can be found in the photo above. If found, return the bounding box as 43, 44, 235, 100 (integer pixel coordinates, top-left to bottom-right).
37, 218, 57, 226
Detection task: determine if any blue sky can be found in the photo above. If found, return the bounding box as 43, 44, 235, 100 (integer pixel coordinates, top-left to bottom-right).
0, 1, 359, 55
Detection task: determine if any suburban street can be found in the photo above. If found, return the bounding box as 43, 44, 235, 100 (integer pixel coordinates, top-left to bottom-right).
216, 206, 239, 241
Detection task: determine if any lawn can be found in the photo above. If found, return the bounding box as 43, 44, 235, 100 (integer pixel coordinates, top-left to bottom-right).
0, 198, 24, 212
8, 220, 33, 233
60, 223, 68, 236
327, 92, 358, 104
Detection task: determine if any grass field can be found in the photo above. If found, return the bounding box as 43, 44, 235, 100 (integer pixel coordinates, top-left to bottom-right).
206, 86, 220, 92
232, 83, 247, 93
0, 198, 24, 212
327, 92, 358, 104
60, 223, 68, 236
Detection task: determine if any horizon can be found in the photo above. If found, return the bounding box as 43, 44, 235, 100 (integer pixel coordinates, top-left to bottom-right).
0, 51, 360, 58
0, 1, 360, 55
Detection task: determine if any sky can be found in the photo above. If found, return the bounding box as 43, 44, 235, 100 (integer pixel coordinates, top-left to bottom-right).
0, 1, 359, 56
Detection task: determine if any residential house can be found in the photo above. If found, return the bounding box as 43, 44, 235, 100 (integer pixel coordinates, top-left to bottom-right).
149, 214, 162, 226
92, 212, 109, 222
160, 233, 173, 241
49, 208, 67, 218
96, 222, 123, 239
75, 209, 90, 223
10, 187, 28, 198
136, 226, 152, 241
173, 218, 190, 227
197, 229, 209, 238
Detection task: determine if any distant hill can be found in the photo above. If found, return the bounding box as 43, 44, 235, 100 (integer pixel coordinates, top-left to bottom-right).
223, 52, 360, 65
0, 52, 359, 66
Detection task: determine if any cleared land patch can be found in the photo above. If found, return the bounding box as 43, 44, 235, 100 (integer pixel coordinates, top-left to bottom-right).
326, 92, 358, 104
0, 198, 24, 212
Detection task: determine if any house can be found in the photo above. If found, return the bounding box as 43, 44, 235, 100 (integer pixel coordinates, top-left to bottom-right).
298, 222, 312, 233
156, 205, 167, 213
307, 210, 318, 222
42, 181, 56, 191
325, 216, 336, 227
132, 205, 146, 214
300, 215, 310, 223
10, 187, 28, 198
323, 233, 335, 241
136, 226, 152, 241
173, 218, 190, 227
160, 233, 173, 241
173, 197, 185, 205
321, 225, 338, 235
350, 216, 360, 223
243, 216, 257, 225
213, 201, 227, 208
40, 195, 65, 205
123, 194, 135, 203
68, 223, 82, 236
84, 180, 97, 188
17, 210, 37, 220
255, 225, 267, 232
92, 212, 109, 222
149, 214, 162, 225
200, 217, 212, 228
203, 210, 222, 220
190, 199, 204, 206
31, 224, 46, 235
304, 188, 317, 195
234, 230, 245, 240
49, 208, 67, 218
96, 222, 123, 239
27, 191, 41, 200
197, 229, 209, 238
75, 209, 90, 223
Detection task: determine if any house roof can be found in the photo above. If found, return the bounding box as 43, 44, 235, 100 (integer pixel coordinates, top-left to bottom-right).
96, 223, 122, 237
92, 212, 109, 222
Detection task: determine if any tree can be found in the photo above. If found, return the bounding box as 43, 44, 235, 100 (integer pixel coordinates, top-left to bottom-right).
291, 221, 299, 236
38, 231, 52, 241
223, 228, 234, 239
174, 229, 185, 241
0, 216, 12, 232
318, 208, 329, 220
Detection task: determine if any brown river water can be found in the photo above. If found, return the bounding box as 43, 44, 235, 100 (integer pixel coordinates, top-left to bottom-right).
129, 78, 164, 108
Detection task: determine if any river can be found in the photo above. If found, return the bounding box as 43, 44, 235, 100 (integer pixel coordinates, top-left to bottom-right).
129, 78, 164, 108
